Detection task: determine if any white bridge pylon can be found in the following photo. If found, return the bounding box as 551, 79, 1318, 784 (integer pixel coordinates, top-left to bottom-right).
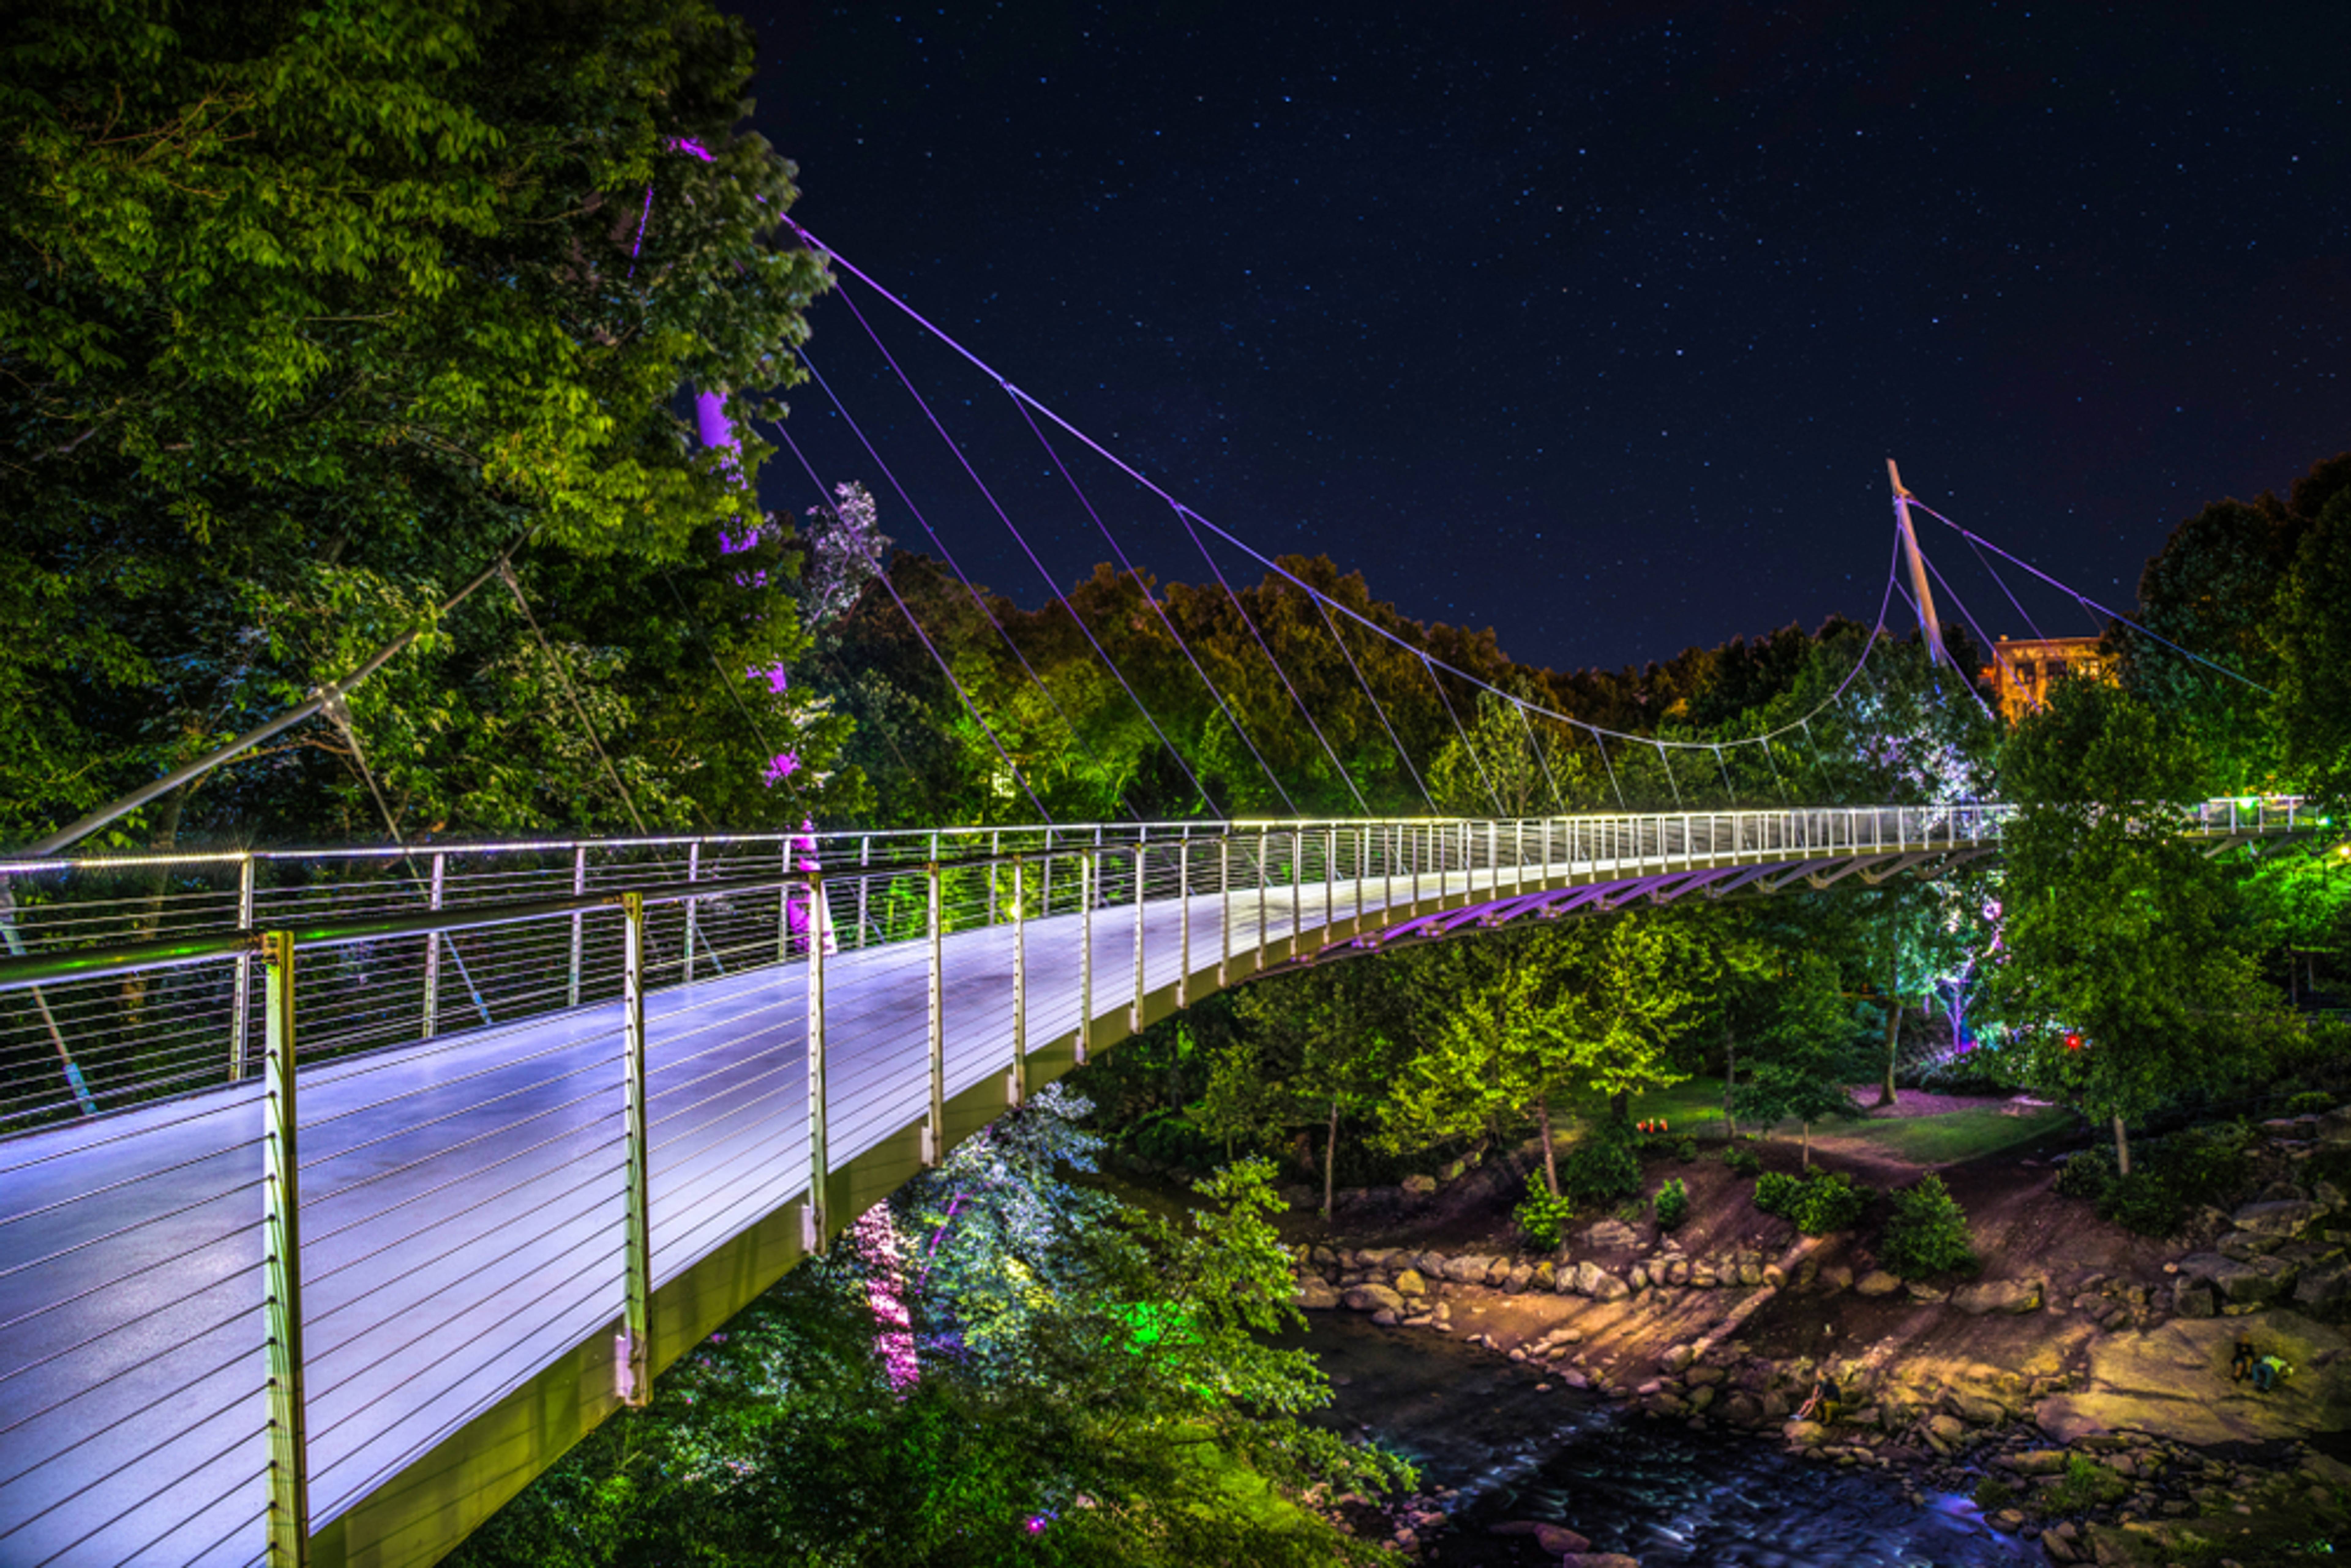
0, 800, 2308, 1568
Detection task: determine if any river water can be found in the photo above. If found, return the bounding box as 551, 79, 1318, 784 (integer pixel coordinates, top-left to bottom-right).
1287, 1314, 2035, 1567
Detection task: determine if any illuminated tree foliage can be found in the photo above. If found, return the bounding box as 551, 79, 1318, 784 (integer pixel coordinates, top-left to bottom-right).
0, 0, 847, 844
452, 1090, 1411, 1568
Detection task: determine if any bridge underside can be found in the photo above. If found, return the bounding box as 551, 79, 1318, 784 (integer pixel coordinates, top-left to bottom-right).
0, 835, 1997, 1568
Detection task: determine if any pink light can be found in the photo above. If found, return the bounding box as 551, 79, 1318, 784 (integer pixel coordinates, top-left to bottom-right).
850, 1205, 919, 1394
747, 664, 789, 694
663, 136, 715, 162
762, 752, 801, 788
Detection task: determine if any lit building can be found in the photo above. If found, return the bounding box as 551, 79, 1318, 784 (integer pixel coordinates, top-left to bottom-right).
1980, 635, 2110, 723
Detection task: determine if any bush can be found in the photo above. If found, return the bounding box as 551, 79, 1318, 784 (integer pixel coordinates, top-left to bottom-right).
1724, 1143, 1762, 1178
1654, 1177, 1689, 1232
1675, 1139, 1697, 1163
1790, 1170, 1874, 1235
2152, 1121, 2252, 1200
1515, 1185, 1578, 1250
2292, 1091, 2336, 1115
1560, 1122, 1643, 1203
2098, 1170, 2184, 1236
2054, 1147, 2115, 1201
1753, 1169, 1804, 1216
2043, 1455, 2130, 1514
1880, 1174, 1977, 1278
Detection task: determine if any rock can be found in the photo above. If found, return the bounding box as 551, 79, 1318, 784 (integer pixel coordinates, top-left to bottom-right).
2293, 1258, 2351, 1315
1295, 1276, 1340, 1309
1558, 1556, 1642, 1568
1690, 1266, 1720, 1288
1415, 1250, 1448, 1277
1587, 1265, 1632, 1302
1665, 1258, 1692, 1286
1584, 1218, 1639, 1250
2234, 1200, 2318, 1238
1571, 1259, 1610, 1296
1906, 1282, 1951, 1304
1819, 1264, 1854, 1293
1688, 1384, 1716, 1412
1928, 1413, 1967, 1442
2031, 1310, 2351, 1446
1505, 1262, 1535, 1293
2172, 1283, 2217, 1318
1400, 1173, 1438, 1196
1344, 1284, 1406, 1315
2004, 1449, 2072, 1476
1394, 1268, 1429, 1299
1442, 1253, 1499, 1284
1534, 1524, 1592, 1554
1723, 1393, 1761, 1424
1370, 1308, 1399, 1326
1949, 1391, 2008, 1427
1661, 1343, 1696, 1373
1309, 1245, 1337, 1267
1783, 1419, 1828, 1446
1627, 1264, 1648, 1290
1685, 1364, 1723, 1385
1855, 1270, 1903, 1298
1762, 1263, 1787, 1287
1485, 1256, 1514, 1286
1953, 1279, 2045, 1316
1738, 1260, 1765, 1287
2177, 1250, 2298, 1305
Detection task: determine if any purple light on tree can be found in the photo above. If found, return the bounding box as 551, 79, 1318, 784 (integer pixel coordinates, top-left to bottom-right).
762, 751, 801, 788
848, 1204, 919, 1394
801, 481, 890, 626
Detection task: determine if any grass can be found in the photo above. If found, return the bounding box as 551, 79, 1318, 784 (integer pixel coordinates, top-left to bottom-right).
1611, 1078, 2071, 1168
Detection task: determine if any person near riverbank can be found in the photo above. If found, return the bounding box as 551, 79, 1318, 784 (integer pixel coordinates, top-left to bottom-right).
2231, 1339, 2256, 1381
2252, 1353, 2294, 1394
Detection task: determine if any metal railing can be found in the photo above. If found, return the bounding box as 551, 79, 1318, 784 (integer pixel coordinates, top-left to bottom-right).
0, 796, 2310, 1566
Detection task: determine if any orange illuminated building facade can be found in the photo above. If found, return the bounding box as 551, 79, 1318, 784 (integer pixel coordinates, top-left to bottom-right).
1980, 636, 2111, 724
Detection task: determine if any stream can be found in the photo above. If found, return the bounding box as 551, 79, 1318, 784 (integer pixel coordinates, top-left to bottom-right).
1286, 1314, 2037, 1567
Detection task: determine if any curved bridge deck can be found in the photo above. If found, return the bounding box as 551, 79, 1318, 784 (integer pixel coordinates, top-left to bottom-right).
0, 802, 2302, 1566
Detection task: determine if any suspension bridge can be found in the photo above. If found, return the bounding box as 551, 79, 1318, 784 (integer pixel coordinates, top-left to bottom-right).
0, 227, 2303, 1568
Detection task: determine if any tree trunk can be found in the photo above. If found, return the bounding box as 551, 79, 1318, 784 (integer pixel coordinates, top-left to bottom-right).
1801, 1121, 1812, 1169
1722, 1028, 1739, 1140
1535, 1099, 1560, 1196
2112, 1113, 2131, 1177
1877, 941, 1899, 1108
1323, 1098, 1340, 1222
1610, 1089, 1629, 1126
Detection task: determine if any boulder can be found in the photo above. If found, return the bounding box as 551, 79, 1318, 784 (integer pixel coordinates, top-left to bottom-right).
2294, 1259, 2351, 1315
1818, 1264, 1854, 1293
1927, 1413, 1967, 1442
1626, 1264, 1648, 1290
1783, 1419, 1829, 1446
1415, 1250, 1449, 1277
1685, 1365, 1724, 1385
1660, 1343, 1696, 1373
1504, 1262, 1535, 1294
1533, 1260, 1557, 1291
2171, 1282, 2217, 1318
2177, 1250, 2298, 1305
2002, 1449, 2071, 1476
1952, 1279, 2044, 1316
1534, 1524, 1592, 1554
1948, 1391, 2008, 1427
1738, 1260, 1765, 1287
1558, 1556, 1641, 1568
1343, 1284, 1405, 1315
1570, 1259, 1610, 1296
1665, 1258, 1692, 1286
1687, 1384, 1716, 1412
1370, 1308, 1399, 1326
1400, 1173, 1438, 1197
1584, 1218, 1640, 1250
1394, 1268, 1429, 1299
2031, 1310, 2351, 1446
2319, 1104, 2351, 1144
1762, 1263, 1787, 1288
2233, 1199, 2320, 1239
1485, 1256, 1515, 1286
1588, 1265, 1632, 1302
1442, 1253, 1499, 1284
1854, 1270, 1903, 1298
1296, 1276, 1340, 1310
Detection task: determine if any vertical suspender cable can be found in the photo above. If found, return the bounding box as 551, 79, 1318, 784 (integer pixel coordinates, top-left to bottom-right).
1423, 653, 1504, 816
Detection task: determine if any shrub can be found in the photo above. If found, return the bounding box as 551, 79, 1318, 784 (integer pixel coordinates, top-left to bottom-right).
1880, 1174, 1977, 1278
1675, 1139, 1697, 1163
2292, 1091, 2336, 1115
1753, 1169, 1805, 1216
1560, 1121, 1643, 1203
1515, 1185, 1578, 1250
2098, 1170, 2184, 1236
2152, 1121, 2252, 1200
1972, 1476, 2017, 1512
1789, 1170, 1874, 1235
1654, 1177, 1689, 1232
2042, 1455, 2130, 1514
2054, 1147, 2115, 1201
1724, 1143, 1763, 1178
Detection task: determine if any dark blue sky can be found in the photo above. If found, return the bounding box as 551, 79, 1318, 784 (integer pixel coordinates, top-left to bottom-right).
739, 2, 2350, 673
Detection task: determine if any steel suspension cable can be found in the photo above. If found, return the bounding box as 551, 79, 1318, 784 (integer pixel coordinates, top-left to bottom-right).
1313, 589, 1438, 813
1908, 498, 2271, 691
790, 342, 1134, 816
767, 420, 1054, 822
498, 563, 650, 834
1914, 549, 2005, 722
1167, 503, 1370, 814
1512, 700, 1567, 814
1421, 652, 1504, 816
997, 386, 1219, 813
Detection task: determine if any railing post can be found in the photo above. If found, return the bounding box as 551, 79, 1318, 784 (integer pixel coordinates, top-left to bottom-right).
989, 829, 1001, 924
779, 840, 793, 963
618, 893, 651, 1407
230, 855, 256, 1081
1131, 844, 1148, 1031
1077, 849, 1093, 1065
1325, 827, 1338, 930
261, 929, 310, 1568
805, 870, 828, 1248
1292, 828, 1303, 935
568, 846, 587, 1009
925, 862, 945, 1158
857, 836, 872, 949
420, 851, 445, 1040
683, 841, 701, 984
1257, 829, 1269, 952
1009, 858, 1028, 1105
1041, 828, 1054, 917
1219, 837, 1232, 985
1178, 841, 1191, 1007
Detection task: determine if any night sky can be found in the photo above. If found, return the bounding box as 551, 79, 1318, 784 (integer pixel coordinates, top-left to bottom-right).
737, 2, 2351, 675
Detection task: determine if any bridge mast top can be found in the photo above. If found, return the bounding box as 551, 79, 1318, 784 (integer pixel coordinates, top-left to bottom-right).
1888, 457, 1946, 667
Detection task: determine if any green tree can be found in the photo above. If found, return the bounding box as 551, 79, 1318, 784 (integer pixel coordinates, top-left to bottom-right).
1987, 678, 2296, 1173
1216, 964, 1406, 1219
1733, 947, 1862, 1167
2, 0, 841, 845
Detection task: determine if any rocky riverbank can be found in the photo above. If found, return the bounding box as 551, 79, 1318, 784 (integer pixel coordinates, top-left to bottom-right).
1288, 1109, 2351, 1565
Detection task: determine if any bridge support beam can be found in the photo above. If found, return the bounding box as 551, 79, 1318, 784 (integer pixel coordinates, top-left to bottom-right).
262, 929, 311, 1568
806, 872, 828, 1247
926, 862, 945, 1157
619, 894, 651, 1407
